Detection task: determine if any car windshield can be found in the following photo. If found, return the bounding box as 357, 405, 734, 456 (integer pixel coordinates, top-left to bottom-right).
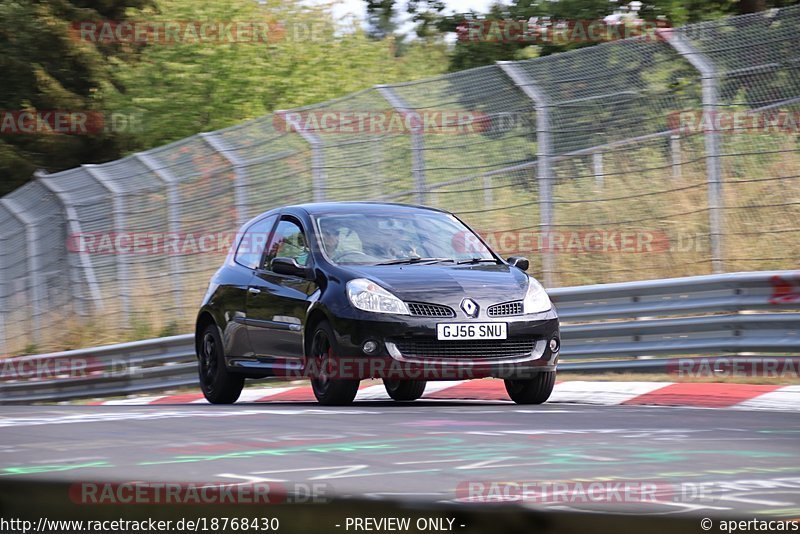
314, 210, 495, 265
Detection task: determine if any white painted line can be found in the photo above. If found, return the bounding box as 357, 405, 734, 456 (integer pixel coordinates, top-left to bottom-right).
354, 381, 468, 401
355, 385, 391, 401
548, 381, 672, 405
421, 381, 468, 396
102, 395, 168, 405
733, 385, 800, 412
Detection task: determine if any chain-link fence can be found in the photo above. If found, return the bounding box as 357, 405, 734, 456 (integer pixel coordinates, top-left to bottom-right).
1, 7, 799, 354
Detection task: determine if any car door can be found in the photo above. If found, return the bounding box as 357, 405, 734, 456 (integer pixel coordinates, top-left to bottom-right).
225, 213, 278, 359
246, 215, 318, 361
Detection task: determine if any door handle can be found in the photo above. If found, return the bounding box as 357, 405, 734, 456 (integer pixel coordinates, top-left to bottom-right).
248, 287, 261, 295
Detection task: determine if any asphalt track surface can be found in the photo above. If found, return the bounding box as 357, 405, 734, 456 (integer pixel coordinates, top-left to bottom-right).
1, 399, 799, 517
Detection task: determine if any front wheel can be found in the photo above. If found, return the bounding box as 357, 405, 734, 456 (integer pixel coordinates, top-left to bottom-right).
504, 371, 556, 404
308, 321, 360, 406
198, 324, 244, 404
383, 379, 427, 401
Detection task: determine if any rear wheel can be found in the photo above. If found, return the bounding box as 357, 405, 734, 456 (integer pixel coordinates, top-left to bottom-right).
308, 321, 359, 406
198, 324, 244, 404
383, 379, 427, 401
504, 371, 556, 404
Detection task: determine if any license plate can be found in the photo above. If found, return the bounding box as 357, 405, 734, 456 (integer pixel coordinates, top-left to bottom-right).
436, 322, 507, 340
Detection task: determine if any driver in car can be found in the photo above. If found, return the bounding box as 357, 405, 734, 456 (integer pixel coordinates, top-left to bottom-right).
320, 221, 365, 261
321, 224, 341, 256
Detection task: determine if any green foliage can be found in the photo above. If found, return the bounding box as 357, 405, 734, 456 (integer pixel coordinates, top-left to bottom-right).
443, 0, 800, 70
0, 0, 150, 196
158, 320, 181, 338
129, 314, 154, 341
109, 0, 448, 150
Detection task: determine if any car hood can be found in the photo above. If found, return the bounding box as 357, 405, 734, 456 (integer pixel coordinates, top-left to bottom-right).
348, 263, 530, 308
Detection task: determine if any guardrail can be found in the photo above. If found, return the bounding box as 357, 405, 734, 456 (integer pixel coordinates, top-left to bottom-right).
1, 270, 798, 403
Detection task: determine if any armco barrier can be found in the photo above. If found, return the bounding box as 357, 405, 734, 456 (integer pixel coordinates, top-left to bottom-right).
1, 270, 798, 403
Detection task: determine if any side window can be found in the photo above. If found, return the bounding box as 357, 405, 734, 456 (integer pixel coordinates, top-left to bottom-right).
234, 215, 277, 269
265, 219, 310, 270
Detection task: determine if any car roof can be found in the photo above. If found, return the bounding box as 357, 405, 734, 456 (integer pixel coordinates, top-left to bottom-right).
291, 202, 449, 216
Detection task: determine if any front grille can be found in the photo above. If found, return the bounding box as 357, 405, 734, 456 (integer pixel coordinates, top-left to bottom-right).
391, 338, 536, 360
487, 301, 523, 317
407, 302, 455, 318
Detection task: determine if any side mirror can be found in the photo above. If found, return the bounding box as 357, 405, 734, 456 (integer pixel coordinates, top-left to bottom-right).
506, 256, 529, 272
272, 257, 312, 279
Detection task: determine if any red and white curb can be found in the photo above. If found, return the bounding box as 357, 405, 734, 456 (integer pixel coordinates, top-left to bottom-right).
93, 380, 800, 411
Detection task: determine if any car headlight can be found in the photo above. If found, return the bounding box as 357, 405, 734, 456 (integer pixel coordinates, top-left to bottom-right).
523, 277, 552, 314
346, 278, 410, 315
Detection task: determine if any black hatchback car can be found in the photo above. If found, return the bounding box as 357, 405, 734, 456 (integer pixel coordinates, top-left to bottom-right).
195, 202, 560, 405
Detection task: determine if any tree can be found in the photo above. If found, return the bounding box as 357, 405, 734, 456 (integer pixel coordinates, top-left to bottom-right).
0, 0, 150, 196
108, 0, 449, 150
365, 0, 398, 39
443, 0, 800, 71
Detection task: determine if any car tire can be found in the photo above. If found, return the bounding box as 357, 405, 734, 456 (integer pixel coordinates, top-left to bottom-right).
383, 379, 427, 401
308, 320, 360, 406
504, 371, 556, 404
198, 324, 244, 404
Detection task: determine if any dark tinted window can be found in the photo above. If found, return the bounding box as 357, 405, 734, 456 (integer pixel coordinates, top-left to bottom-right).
234, 215, 277, 269
265, 219, 310, 270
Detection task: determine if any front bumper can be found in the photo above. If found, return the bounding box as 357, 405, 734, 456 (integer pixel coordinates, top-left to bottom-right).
326, 307, 560, 380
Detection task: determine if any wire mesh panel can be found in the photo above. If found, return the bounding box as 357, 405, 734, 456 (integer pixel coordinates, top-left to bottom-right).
215, 114, 315, 219
680, 6, 800, 273
513, 36, 711, 285
288, 88, 415, 202
143, 136, 238, 326
85, 156, 176, 332
41, 168, 119, 328
1, 181, 68, 352
387, 66, 542, 270
0, 205, 28, 353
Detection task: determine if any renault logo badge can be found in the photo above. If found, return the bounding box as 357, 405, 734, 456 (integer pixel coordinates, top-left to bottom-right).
460, 298, 479, 318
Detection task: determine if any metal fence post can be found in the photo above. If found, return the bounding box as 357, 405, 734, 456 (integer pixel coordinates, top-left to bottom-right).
662, 30, 724, 273
670, 134, 682, 180
83, 165, 131, 324
483, 175, 494, 210
0, 296, 5, 354
498, 62, 555, 287
277, 110, 327, 203
36, 171, 104, 316
593, 151, 604, 189
135, 153, 184, 312
0, 198, 43, 344
200, 132, 250, 226
376, 85, 427, 205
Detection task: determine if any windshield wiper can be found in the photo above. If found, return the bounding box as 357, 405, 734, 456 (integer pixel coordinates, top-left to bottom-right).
376, 257, 455, 266
457, 258, 499, 265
